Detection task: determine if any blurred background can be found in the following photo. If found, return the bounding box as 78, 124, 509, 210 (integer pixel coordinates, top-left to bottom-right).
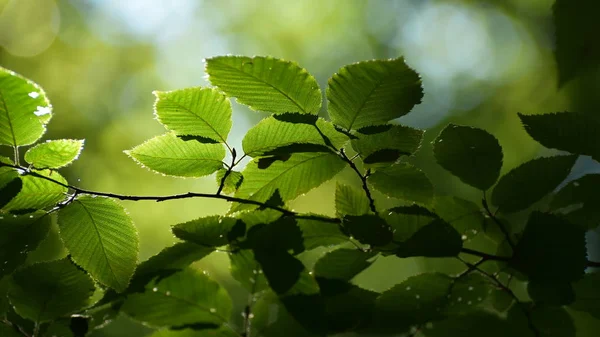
1, 0, 599, 335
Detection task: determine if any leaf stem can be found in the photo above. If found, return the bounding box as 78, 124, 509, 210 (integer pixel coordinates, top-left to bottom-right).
460, 248, 511, 262
217, 148, 237, 195
340, 148, 377, 214
13, 146, 19, 166
482, 193, 515, 250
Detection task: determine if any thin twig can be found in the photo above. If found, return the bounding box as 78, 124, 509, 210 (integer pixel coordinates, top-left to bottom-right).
340, 149, 377, 213
217, 148, 237, 195
482, 193, 515, 249
460, 248, 511, 262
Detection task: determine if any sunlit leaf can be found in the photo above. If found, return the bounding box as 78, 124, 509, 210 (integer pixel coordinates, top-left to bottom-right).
433, 124, 503, 191
24, 139, 84, 169
0, 67, 52, 147
206, 56, 321, 114
367, 163, 433, 205
172, 216, 242, 247
313, 249, 375, 281
511, 212, 586, 282
58, 196, 139, 292
122, 268, 232, 328
0, 211, 51, 277
242, 114, 348, 157
351, 124, 423, 164
125, 133, 225, 178
335, 183, 371, 217
327, 58, 423, 130
2, 170, 67, 212
232, 151, 345, 212
215, 169, 243, 194
491, 155, 577, 213
8, 258, 95, 322
154, 87, 232, 143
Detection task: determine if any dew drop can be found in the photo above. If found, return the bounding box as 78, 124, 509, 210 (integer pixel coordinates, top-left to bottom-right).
406, 286, 411, 291
152, 287, 158, 292
210, 308, 216, 313
28, 92, 40, 98
477, 297, 482, 301
461, 235, 468, 241
467, 301, 472, 305
165, 291, 171, 296
457, 297, 462, 302
415, 294, 420, 299
573, 182, 580, 187
468, 286, 474, 291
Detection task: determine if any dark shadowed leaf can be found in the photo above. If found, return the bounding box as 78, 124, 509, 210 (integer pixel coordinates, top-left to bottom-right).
433, 196, 483, 239
154, 87, 232, 143
368, 163, 433, 205
433, 124, 503, 191
2, 170, 67, 212
229, 250, 268, 293
205, 56, 321, 114
551, 173, 600, 229
58, 196, 139, 292
383, 205, 438, 242
342, 215, 392, 246
125, 133, 225, 178
428, 311, 521, 337
511, 212, 586, 282
317, 279, 378, 333
8, 259, 95, 322
0, 67, 52, 146
395, 219, 462, 258
335, 183, 371, 217
351, 124, 424, 164
445, 273, 492, 315
0, 211, 51, 277
327, 58, 423, 130
527, 280, 574, 306
491, 155, 577, 213
0, 177, 21, 209
313, 249, 375, 281
172, 216, 242, 247
122, 268, 232, 328
296, 217, 348, 250
215, 169, 243, 194
570, 272, 600, 319
508, 304, 575, 337
24, 139, 84, 169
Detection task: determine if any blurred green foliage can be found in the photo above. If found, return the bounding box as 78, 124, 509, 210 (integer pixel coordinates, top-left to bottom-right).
2, 0, 599, 335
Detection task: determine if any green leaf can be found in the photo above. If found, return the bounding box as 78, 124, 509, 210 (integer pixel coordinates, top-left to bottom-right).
445, 273, 492, 315
490, 289, 514, 312
383, 205, 437, 241
0, 67, 52, 147
491, 155, 577, 213
395, 219, 462, 258
367, 163, 434, 205
242, 217, 304, 254
122, 268, 232, 328
374, 273, 452, 332
527, 280, 574, 306
150, 327, 238, 337
553, 0, 600, 86
229, 250, 268, 293
205, 56, 321, 114
570, 272, 600, 319
8, 258, 95, 322
551, 174, 600, 229
254, 249, 319, 296
24, 139, 84, 169
154, 87, 232, 143
428, 311, 520, 337
125, 133, 225, 178
520, 112, 600, 162
296, 217, 348, 250
232, 151, 345, 212
327, 58, 423, 130
433, 196, 484, 239
0, 324, 21, 337
351, 124, 424, 164
58, 196, 139, 292
242, 114, 348, 157
335, 183, 371, 217
342, 215, 392, 246
0, 177, 21, 209
511, 212, 586, 282
172, 216, 242, 247
0, 211, 51, 277
215, 169, 243, 194
508, 305, 576, 337
313, 249, 375, 281
2, 170, 68, 212
433, 124, 503, 191
0, 156, 18, 187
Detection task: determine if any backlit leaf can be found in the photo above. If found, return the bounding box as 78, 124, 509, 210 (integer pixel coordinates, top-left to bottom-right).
491, 155, 577, 213
0, 67, 52, 147
383, 205, 437, 241
433, 196, 484, 239
335, 183, 371, 217
242, 114, 348, 157
8, 258, 95, 322
24, 139, 84, 169
351, 124, 423, 164
125, 133, 225, 178
327, 58, 423, 130
58, 196, 139, 292
342, 215, 392, 246
215, 169, 243, 194
232, 151, 345, 212
172, 216, 242, 247
154, 87, 232, 143
433, 124, 503, 191
367, 163, 433, 205
2, 170, 67, 212
229, 250, 268, 293
206, 56, 321, 114
122, 268, 232, 328
313, 249, 375, 281
296, 217, 348, 250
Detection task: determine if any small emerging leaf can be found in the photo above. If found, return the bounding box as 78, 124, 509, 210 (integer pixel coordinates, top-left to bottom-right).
206, 56, 321, 114
58, 196, 139, 292
327, 58, 423, 130
125, 133, 225, 178
433, 124, 503, 191
154, 87, 232, 143
24, 139, 84, 169
491, 155, 577, 213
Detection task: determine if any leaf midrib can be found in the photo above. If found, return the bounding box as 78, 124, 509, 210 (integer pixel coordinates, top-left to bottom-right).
0, 89, 17, 147
161, 97, 228, 144
345, 69, 395, 130
213, 59, 308, 114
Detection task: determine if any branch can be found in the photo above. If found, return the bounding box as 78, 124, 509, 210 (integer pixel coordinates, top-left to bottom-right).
460, 248, 511, 262
217, 148, 237, 195
340, 149, 377, 213
482, 194, 515, 250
